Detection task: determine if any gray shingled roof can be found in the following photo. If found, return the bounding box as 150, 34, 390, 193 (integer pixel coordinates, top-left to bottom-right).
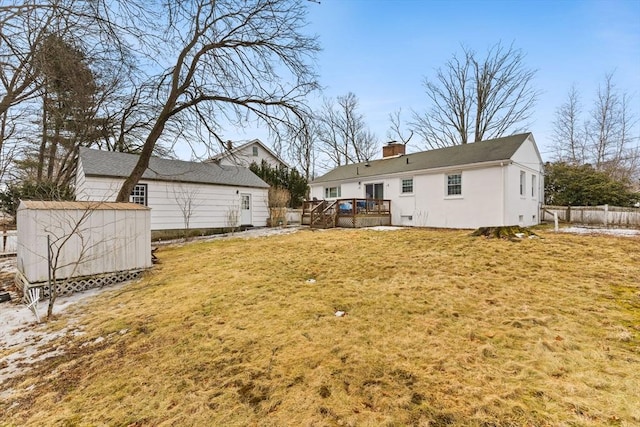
79, 148, 269, 188
312, 133, 534, 184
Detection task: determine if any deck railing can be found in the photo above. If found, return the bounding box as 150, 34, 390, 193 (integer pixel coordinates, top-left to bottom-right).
335, 198, 391, 216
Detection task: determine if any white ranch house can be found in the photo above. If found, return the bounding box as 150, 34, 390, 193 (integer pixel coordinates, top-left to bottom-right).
208, 139, 290, 169
75, 148, 270, 233
309, 133, 544, 229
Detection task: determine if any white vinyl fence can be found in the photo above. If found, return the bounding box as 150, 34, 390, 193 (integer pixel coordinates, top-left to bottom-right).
542, 205, 640, 228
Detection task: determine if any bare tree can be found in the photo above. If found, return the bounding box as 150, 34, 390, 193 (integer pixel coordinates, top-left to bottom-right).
1, 1, 171, 184
172, 184, 200, 239
226, 203, 240, 234
551, 84, 585, 164
289, 119, 318, 181
44, 206, 95, 319
552, 73, 639, 182
317, 92, 378, 168
386, 109, 414, 145
411, 42, 538, 148
114, 0, 320, 202
587, 73, 639, 176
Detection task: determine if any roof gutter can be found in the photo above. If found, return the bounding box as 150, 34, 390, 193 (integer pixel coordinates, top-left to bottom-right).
311, 159, 513, 186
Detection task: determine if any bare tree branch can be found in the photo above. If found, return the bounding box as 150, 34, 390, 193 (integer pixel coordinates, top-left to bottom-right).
411, 42, 539, 148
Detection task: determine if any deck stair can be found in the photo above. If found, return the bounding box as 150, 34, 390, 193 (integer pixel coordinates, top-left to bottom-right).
309, 200, 337, 229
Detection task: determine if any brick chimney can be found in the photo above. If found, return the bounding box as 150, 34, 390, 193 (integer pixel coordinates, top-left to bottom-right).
383, 142, 405, 158
226, 140, 233, 151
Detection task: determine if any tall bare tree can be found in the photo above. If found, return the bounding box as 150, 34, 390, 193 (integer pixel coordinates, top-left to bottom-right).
551, 84, 585, 164
317, 92, 377, 168
552, 73, 639, 182
288, 119, 318, 181
386, 109, 413, 145
114, 0, 320, 202
411, 42, 538, 148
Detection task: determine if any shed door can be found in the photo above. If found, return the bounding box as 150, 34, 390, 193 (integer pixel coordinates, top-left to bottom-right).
240, 193, 252, 225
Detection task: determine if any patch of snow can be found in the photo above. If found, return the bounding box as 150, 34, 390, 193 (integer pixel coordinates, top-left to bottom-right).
0, 226, 302, 391
560, 226, 640, 237
155, 225, 301, 246
0, 279, 132, 388
366, 226, 405, 231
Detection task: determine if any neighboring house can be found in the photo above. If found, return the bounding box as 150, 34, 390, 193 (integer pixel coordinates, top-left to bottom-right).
309, 133, 544, 229
208, 139, 290, 169
75, 148, 270, 233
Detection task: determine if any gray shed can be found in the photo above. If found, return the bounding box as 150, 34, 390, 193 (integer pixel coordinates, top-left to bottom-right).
16, 201, 151, 295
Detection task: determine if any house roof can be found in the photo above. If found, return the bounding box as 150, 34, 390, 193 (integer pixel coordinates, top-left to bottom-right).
209, 138, 290, 168
312, 133, 536, 184
79, 148, 269, 188
19, 201, 149, 210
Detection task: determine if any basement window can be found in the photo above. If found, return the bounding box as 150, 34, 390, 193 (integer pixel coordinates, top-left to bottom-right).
130, 183, 148, 206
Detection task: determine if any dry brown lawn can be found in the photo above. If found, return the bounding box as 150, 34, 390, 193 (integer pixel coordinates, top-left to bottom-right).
1, 227, 639, 426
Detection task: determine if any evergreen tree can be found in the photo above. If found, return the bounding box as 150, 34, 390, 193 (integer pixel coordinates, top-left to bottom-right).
544, 162, 638, 207
249, 160, 308, 208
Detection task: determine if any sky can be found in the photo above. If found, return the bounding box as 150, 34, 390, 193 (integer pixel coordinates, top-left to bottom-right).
209, 0, 640, 164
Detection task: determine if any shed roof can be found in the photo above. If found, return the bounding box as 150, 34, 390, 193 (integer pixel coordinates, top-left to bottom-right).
79, 148, 269, 188
312, 133, 535, 184
19, 201, 149, 210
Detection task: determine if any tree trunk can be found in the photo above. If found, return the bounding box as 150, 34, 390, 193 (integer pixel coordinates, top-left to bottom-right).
37, 91, 48, 181
115, 120, 166, 202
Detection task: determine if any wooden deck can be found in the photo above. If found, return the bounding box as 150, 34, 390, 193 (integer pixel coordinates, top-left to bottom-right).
302, 198, 391, 229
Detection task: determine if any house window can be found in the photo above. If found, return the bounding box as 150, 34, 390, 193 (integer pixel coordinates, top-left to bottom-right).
130, 183, 147, 206
446, 173, 462, 196
401, 178, 413, 194
252, 146, 258, 156
520, 171, 526, 196
324, 186, 341, 198
531, 174, 537, 198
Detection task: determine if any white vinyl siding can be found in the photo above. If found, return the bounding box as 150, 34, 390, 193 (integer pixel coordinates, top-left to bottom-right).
76, 176, 269, 230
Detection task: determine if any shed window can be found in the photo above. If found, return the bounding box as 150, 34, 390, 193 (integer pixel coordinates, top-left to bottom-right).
520, 171, 526, 196
324, 186, 341, 198
401, 178, 413, 194
130, 184, 147, 206
446, 173, 462, 196
252, 146, 258, 156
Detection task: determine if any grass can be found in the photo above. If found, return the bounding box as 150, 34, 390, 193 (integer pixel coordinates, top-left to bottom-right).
1, 227, 639, 426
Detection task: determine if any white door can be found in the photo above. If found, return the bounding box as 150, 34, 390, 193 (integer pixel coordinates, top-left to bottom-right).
240, 193, 252, 225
